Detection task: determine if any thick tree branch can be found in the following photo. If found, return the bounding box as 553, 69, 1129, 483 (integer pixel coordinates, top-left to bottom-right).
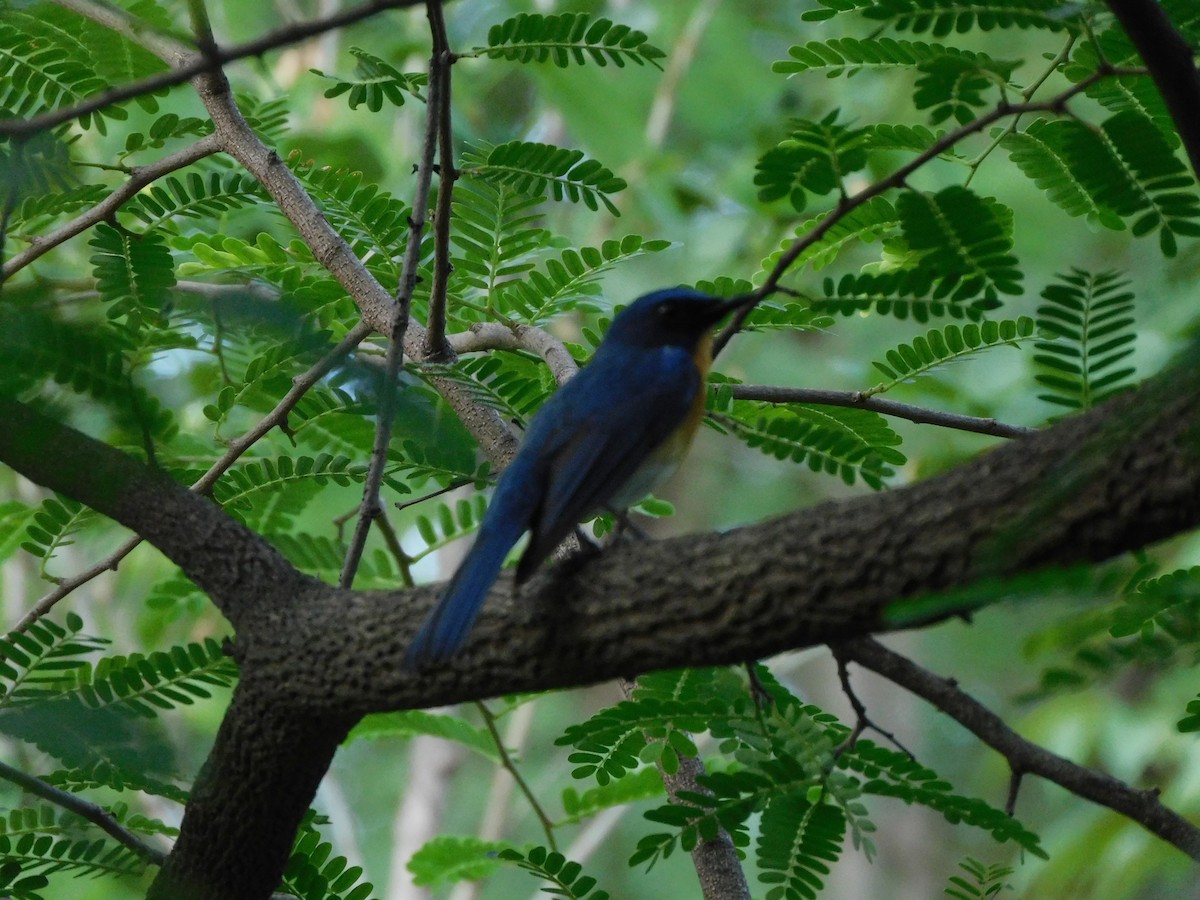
4, 339, 1199, 707
840, 637, 1200, 860
12, 321, 373, 630
146, 685, 355, 900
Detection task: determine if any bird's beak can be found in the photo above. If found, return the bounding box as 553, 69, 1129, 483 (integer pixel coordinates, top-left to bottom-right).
712, 292, 760, 320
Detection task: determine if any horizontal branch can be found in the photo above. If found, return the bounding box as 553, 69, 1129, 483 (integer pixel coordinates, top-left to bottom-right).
730, 385, 1035, 440
841, 637, 1200, 860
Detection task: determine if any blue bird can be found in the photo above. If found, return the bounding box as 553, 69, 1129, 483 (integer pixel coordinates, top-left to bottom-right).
403, 288, 755, 668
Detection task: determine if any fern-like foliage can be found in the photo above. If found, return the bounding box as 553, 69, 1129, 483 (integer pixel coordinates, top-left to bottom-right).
757, 795, 846, 900
764, 196, 899, 273
944, 856, 1015, 898
88, 223, 177, 330
212, 454, 369, 533
1004, 112, 1200, 255
441, 353, 555, 422
716, 403, 906, 489
814, 269, 991, 321
1033, 269, 1135, 412
412, 495, 491, 564
67, 639, 237, 719
0, 831, 145, 881
293, 162, 413, 280
776, 39, 1015, 126
449, 163, 550, 308
125, 170, 265, 231
867, 317, 1034, 395
120, 112, 213, 159
837, 742, 1046, 857
498, 236, 670, 324
464, 141, 627, 215
18, 495, 95, 579
279, 829, 377, 900
310, 46, 427, 111
0, 615, 107, 708
0, 8, 160, 133
756, 112, 870, 212
1020, 564, 1200, 700
0, 859, 48, 898
478, 13, 665, 69
803, 0, 1080, 34
895, 186, 1022, 302
497, 846, 611, 899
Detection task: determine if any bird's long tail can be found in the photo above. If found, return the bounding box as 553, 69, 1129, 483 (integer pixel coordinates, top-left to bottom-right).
403, 520, 522, 669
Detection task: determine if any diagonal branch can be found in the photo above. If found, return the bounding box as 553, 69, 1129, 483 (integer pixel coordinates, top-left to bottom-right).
12, 320, 373, 631
0, 759, 167, 865
0, 135, 222, 283
339, 0, 445, 586
3, 0, 427, 138
839, 636, 1200, 860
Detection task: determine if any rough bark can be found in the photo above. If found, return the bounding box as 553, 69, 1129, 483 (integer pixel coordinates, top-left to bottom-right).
3, 339, 1200, 896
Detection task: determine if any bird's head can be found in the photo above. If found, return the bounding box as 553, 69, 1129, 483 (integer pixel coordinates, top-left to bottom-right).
604, 288, 756, 349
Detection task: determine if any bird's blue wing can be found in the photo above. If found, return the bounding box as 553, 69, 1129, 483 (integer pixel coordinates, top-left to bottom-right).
404, 454, 541, 668
517, 347, 698, 577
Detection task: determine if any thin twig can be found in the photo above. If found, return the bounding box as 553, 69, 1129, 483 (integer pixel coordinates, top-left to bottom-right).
712, 68, 1128, 358
0, 759, 168, 865
422, 0, 456, 359
339, 2, 444, 587
830, 646, 914, 758
1, 135, 222, 282
729, 385, 1035, 440
4, 0, 426, 138
475, 701, 558, 852
842, 637, 1200, 861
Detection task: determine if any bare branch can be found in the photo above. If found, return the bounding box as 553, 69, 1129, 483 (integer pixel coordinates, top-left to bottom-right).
422, 1, 456, 359
841, 637, 1200, 860
729, 385, 1035, 440
0, 759, 168, 865
339, 0, 444, 587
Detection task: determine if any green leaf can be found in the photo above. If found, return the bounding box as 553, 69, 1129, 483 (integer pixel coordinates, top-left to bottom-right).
408, 836, 508, 888
88, 223, 177, 330
1034, 269, 1135, 412
755, 112, 870, 212
346, 710, 500, 762
310, 46, 427, 112
895, 187, 1022, 302
867, 317, 1034, 395
480, 13, 664, 69
498, 845, 612, 899
466, 141, 627, 215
